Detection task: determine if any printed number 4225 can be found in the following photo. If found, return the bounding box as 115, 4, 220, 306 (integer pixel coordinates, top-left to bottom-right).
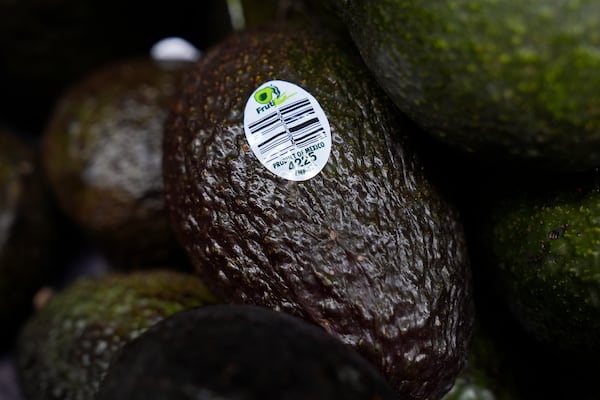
289, 151, 317, 169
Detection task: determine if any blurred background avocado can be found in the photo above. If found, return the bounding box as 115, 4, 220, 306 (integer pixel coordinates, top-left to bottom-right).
0, 0, 233, 136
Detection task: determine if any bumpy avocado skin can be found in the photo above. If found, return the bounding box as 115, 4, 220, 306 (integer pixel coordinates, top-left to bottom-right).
163, 26, 473, 400
329, 1, 600, 171
97, 304, 398, 400
41, 58, 189, 268
16, 269, 217, 400
488, 174, 600, 354
0, 128, 57, 348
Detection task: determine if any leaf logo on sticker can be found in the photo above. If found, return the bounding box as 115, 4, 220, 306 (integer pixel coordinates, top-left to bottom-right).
243, 80, 332, 181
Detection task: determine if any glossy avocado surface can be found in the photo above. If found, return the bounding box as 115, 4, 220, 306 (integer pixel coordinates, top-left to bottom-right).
163, 25, 473, 400
96, 304, 399, 400
16, 269, 218, 400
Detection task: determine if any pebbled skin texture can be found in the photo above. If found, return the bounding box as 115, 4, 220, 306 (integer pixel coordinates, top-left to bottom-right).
329, 0, 600, 171
163, 26, 473, 400
16, 269, 217, 400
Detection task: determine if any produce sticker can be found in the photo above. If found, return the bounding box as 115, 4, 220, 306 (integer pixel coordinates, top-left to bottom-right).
243, 80, 331, 181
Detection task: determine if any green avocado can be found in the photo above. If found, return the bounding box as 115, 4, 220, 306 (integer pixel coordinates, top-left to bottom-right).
96, 304, 398, 400
486, 172, 600, 355
329, 1, 600, 171
0, 127, 57, 349
16, 269, 218, 400
41, 58, 191, 269
163, 25, 473, 399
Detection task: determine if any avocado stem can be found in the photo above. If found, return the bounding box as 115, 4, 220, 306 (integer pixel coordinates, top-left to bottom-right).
226, 0, 246, 31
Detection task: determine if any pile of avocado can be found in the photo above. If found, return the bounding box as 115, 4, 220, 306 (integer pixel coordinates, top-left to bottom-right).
1, 1, 599, 399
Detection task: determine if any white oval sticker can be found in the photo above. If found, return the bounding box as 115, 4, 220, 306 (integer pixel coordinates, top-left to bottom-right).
243, 80, 331, 181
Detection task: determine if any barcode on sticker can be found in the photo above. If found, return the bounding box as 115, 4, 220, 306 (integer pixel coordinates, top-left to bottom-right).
248, 98, 326, 163
243, 80, 331, 181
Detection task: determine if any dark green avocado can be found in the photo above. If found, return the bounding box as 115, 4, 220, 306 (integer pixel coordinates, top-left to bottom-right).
16, 269, 218, 400
41, 58, 190, 268
329, 1, 600, 171
96, 304, 399, 400
163, 25, 473, 400
486, 172, 600, 355
0, 127, 57, 349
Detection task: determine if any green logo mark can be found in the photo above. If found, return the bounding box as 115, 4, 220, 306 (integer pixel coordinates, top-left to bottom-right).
254, 85, 281, 104
254, 83, 298, 114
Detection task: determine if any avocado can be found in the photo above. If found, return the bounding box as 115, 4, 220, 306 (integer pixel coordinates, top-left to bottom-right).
41, 57, 191, 269
163, 25, 473, 399
96, 304, 398, 400
0, 127, 57, 349
16, 269, 218, 400
328, 1, 600, 171
485, 171, 600, 356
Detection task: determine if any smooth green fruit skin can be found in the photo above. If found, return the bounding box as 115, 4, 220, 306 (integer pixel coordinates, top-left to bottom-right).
163, 26, 473, 400
331, 0, 600, 171
16, 269, 218, 400
489, 178, 600, 354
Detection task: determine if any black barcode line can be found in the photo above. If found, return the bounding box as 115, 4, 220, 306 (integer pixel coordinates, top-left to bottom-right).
288, 117, 322, 140
265, 144, 295, 163
279, 98, 311, 114
255, 120, 285, 137
248, 111, 279, 134
250, 96, 325, 161
283, 108, 315, 124
257, 131, 287, 150
293, 128, 324, 146
258, 133, 292, 155
248, 99, 314, 136
288, 117, 319, 133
